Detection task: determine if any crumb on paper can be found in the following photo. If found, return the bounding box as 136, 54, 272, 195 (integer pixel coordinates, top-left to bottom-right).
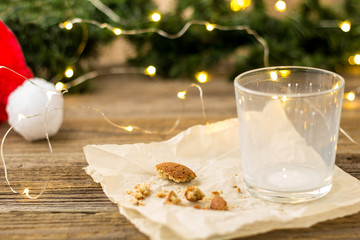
193, 204, 202, 209
237, 187, 241, 193
210, 192, 228, 211
131, 199, 145, 206
184, 186, 205, 202
126, 183, 152, 203
155, 162, 196, 183
156, 189, 168, 198
166, 190, 181, 205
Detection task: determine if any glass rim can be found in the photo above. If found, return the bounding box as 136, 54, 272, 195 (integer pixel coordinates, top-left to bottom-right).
234, 66, 345, 98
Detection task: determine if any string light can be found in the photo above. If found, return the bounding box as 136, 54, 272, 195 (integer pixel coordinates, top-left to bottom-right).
206, 23, 215, 31
195, 71, 209, 83
279, 70, 291, 77
63, 21, 73, 30
62, 18, 269, 67
354, 54, 360, 65
346, 92, 355, 101
145, 65, 156, 76
339, 20, 351, 32
270, 71, 278, 80
230, 0, 251, 12
64, 67, 74, 78
113, 27, 122, 35
150, 12, 161, 22
124, 126, 134, 132
177, 91, 187, 100
275, 0, 286, 12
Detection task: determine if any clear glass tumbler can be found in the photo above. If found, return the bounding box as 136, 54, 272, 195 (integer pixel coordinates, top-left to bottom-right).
234, 66, 344, 203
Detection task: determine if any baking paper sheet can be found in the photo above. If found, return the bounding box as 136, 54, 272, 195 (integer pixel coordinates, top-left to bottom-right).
84, 118, 360, 240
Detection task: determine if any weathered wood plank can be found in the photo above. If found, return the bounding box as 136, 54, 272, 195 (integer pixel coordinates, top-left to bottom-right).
0, 75, 360, 239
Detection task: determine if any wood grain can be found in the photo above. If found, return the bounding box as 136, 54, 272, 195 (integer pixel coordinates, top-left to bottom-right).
0, 74, 359, 239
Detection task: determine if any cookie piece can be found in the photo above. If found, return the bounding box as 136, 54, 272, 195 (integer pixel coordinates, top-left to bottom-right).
133, 183, 151, 200
210, 192, 228, 211
166, 190, 181, 205
184, 186, 205, 202
155, 162, 196, 183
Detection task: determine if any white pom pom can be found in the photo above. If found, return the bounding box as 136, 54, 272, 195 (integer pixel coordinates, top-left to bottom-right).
6, 78, 64, 141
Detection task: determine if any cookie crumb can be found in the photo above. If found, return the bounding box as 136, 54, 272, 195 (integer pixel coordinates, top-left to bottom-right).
132, 183, 151, 200
131, 199, 145, 206
166, 190, 181, 205
210, 193, 228, 211
156, 189, 168, 198
237, 187, 241, 193
184, 186, 205, 202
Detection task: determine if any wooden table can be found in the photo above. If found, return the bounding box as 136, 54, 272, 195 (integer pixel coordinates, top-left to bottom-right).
1, 73, 359, 239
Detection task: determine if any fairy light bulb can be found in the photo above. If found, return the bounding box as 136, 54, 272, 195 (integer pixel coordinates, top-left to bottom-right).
275, 0, 286, 12
279, 70, 290, 77
282, 96, 288, 102
55, 82, 67, 92
17, 114, 26, 121
151, 12, 161, 22
113, 28, 122, 35
339, 20, 351, 32
346, 92, 355, 101
64, 21, 73, 30
145, 65, 156, 76
196, 71, 208, 83
177, 91, 186, 100
354, 54, 360, 65
64, 67, 74, 78
206, 23, 215, 31
230, 0, 251, 11
270, 71, 278, 80
124, 126, 134, 132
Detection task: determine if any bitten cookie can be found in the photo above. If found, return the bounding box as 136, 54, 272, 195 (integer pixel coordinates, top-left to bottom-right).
155, 162, 196, 183
184, 186, 205, 202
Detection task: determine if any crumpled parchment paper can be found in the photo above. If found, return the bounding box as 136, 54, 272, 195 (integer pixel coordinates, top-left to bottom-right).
84, 118, 360, 240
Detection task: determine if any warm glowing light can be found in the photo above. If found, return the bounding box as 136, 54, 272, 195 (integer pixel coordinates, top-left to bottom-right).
270, 71, 278, 80
151, 12, 161, 22
206, 23, 215, 31
23, 188, 30, 197
64, 67, 74, 78
196, 71, 208, 83
55, 82, 67, 92
275, 0, 286, 12
113, 28, 122, 35
346, 92, 355, 101
272, 96, 279, 99
18, 114, 26, 121
282, 96, 288, 102
279, 70, 290, 77
348, 55, 355, 65
145, 65, 156, 76
177, 91, 187, 100
230, 0, 251, 11
354, 54, 360, 65
124, 126, 134, 132
339, 20, 351, 32
64, 21, 73, 30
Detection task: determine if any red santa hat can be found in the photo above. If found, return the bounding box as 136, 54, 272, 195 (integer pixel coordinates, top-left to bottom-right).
0, 21, 63, 141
